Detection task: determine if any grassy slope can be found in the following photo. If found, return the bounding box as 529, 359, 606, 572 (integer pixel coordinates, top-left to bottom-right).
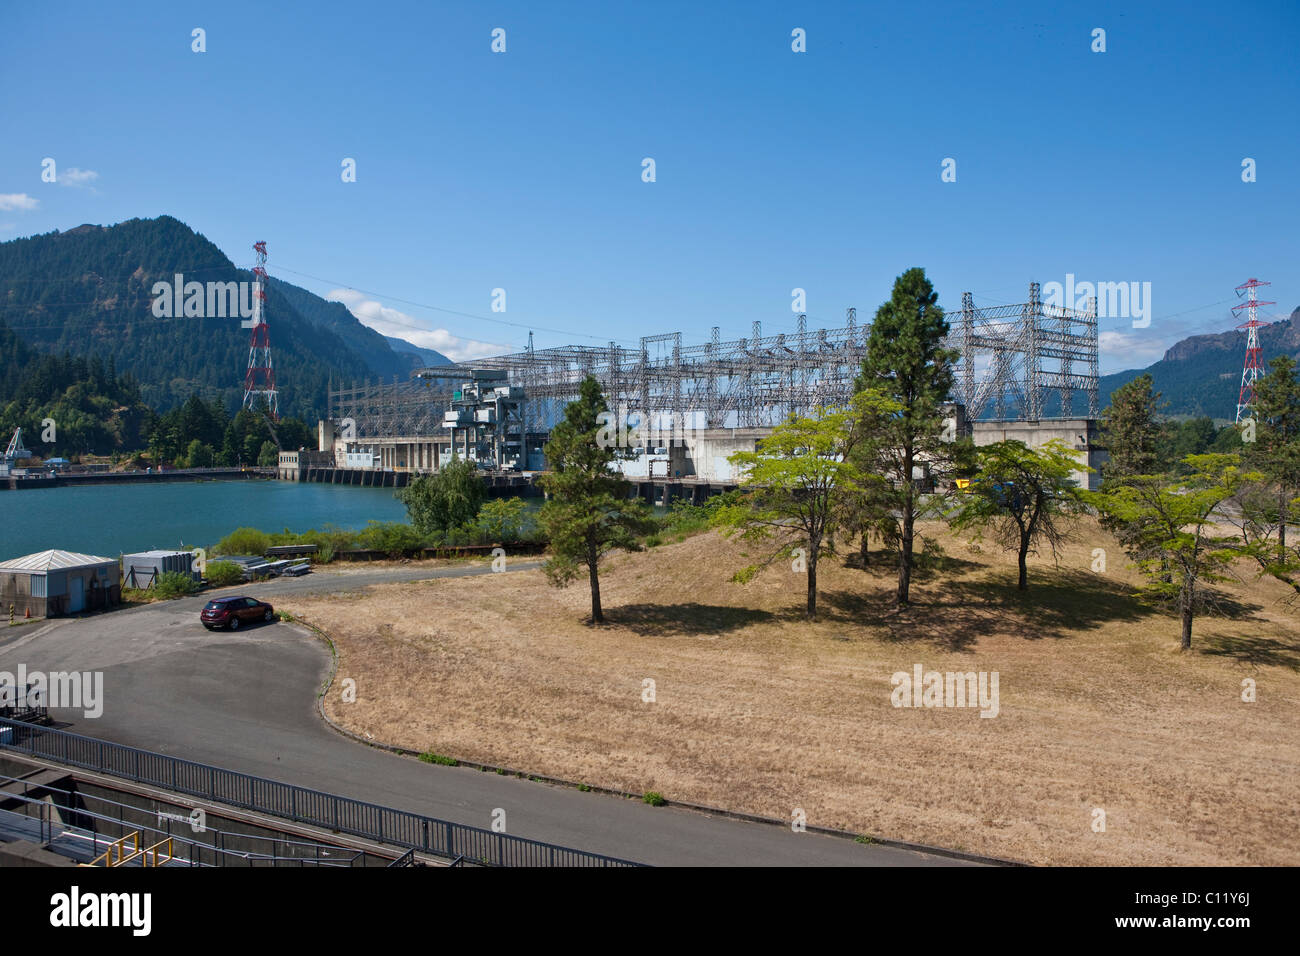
281, 519, 1300, 865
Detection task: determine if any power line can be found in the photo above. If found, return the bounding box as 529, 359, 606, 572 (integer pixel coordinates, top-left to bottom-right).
271, 264, 642, 347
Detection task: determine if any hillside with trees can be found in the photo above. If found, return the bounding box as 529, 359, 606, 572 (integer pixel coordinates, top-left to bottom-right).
1099, 309, 1300, 421
0, 216, 450, 423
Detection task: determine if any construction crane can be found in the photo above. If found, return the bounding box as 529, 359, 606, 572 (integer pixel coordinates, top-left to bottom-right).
1, 427, 32, 478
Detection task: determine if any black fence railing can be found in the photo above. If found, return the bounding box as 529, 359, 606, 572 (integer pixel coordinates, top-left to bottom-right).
0, 719, 645, 868
0, 685, 48, 724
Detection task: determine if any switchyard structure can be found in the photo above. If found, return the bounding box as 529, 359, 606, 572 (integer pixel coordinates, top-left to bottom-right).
329, 282, 1099, 445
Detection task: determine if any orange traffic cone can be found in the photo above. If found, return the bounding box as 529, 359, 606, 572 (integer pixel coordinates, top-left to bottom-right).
24, 608, 31, 618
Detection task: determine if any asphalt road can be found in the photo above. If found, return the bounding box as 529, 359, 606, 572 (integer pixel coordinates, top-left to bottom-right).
0, 563, 978, 866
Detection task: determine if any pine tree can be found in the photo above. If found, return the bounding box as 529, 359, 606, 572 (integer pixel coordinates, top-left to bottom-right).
1248, 355, 1300, 563
1100, 373, 1161, 483
855, 267, 958, 606
538, 376, 656, 624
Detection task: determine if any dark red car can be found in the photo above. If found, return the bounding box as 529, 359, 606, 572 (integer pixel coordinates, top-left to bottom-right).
200, 596, 275, 630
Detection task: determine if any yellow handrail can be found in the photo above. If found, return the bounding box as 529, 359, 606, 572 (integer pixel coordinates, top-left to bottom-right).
89, 830, 139, 867
87, 832, 173, 867
142, 837, 173, 867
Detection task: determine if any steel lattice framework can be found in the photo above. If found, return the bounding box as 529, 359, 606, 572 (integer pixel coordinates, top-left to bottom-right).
329, 283, 1098, 440
1233, 278, 1274, 424
242, 240, 279, 420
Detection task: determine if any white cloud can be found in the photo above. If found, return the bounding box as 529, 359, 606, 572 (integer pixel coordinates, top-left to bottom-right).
326, 289, 510, 363
0, 193, 39, 211
1098, 329, 1169, 371
58, 167, 99, 188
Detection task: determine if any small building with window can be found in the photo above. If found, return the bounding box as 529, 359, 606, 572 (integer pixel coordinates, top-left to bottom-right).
0, 549, 121, 619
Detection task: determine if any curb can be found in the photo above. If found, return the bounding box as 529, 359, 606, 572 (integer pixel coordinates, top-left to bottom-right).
295, 616, 1026, 868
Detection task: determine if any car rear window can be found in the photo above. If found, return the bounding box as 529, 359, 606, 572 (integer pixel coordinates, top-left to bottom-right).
203, 601, 223, 610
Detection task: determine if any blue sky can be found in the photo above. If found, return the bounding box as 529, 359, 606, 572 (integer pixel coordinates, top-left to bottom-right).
2, 0, 1297, 370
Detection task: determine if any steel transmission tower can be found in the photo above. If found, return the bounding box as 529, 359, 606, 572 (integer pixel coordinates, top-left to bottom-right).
1233, 278, 1274, 424
242, 240, 279, 420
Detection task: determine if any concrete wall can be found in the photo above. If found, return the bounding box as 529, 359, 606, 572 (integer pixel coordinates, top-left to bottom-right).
971, 419, 1106, 491
679, 429, 769, 482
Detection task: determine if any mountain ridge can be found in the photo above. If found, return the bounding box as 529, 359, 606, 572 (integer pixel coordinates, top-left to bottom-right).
1099, 310, 1300, 420
0, 216, 458, 420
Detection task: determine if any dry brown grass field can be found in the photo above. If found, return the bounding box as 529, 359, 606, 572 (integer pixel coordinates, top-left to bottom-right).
283, 517, 1300, 866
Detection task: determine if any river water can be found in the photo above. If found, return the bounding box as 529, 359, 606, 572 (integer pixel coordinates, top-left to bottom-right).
0, 480, 410, 559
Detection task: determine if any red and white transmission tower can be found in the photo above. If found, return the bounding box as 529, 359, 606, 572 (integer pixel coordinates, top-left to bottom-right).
242, 240, 279, 420
1233, 278, 1274, 424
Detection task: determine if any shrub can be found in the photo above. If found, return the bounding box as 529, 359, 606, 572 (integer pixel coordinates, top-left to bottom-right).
642, 791, 666, 806
418, 752, 458, 766
356, 521, 425, 558
302, 525, 355, 562
153, 571, 199, 599
205, 560, 244, 587
215, 527, 271, 557
471, 498, 531, 543
659, 490, 747, 539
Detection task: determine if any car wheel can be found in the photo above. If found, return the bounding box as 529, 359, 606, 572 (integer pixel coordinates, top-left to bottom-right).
229, 617, 240, 631
264, 608, 274, 622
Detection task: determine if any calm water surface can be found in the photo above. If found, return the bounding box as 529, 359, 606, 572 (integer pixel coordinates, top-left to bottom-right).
0, 480, 410, 559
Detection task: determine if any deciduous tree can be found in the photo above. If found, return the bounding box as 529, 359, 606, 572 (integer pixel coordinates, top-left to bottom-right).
949, 439, 1087, 590
715, 405, 864, 620
1088, 454, 1256, 649
398, 457, 485, 536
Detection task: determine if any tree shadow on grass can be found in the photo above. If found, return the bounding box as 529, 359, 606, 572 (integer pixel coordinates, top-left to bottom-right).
1195, 587, 1267, 621
1199, 633, 1300, 671
842, 549, 984, 581
820, 569, 1152, 651
606, 603, 777, 636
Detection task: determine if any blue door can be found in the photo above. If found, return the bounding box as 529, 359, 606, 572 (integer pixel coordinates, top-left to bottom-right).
68, 575, 85, 613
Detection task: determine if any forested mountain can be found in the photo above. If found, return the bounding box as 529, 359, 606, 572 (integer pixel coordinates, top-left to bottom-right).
0, 216, 452, 422
383, 334, 452, 368
0, 319, 155, 453
269, 276, 451, 378
1100, 310, 1300, 421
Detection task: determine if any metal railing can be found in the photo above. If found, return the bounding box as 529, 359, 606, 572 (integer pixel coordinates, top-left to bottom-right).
386, 847, 418, 868
0, 719, 645, 867
0, 772, 368, 867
